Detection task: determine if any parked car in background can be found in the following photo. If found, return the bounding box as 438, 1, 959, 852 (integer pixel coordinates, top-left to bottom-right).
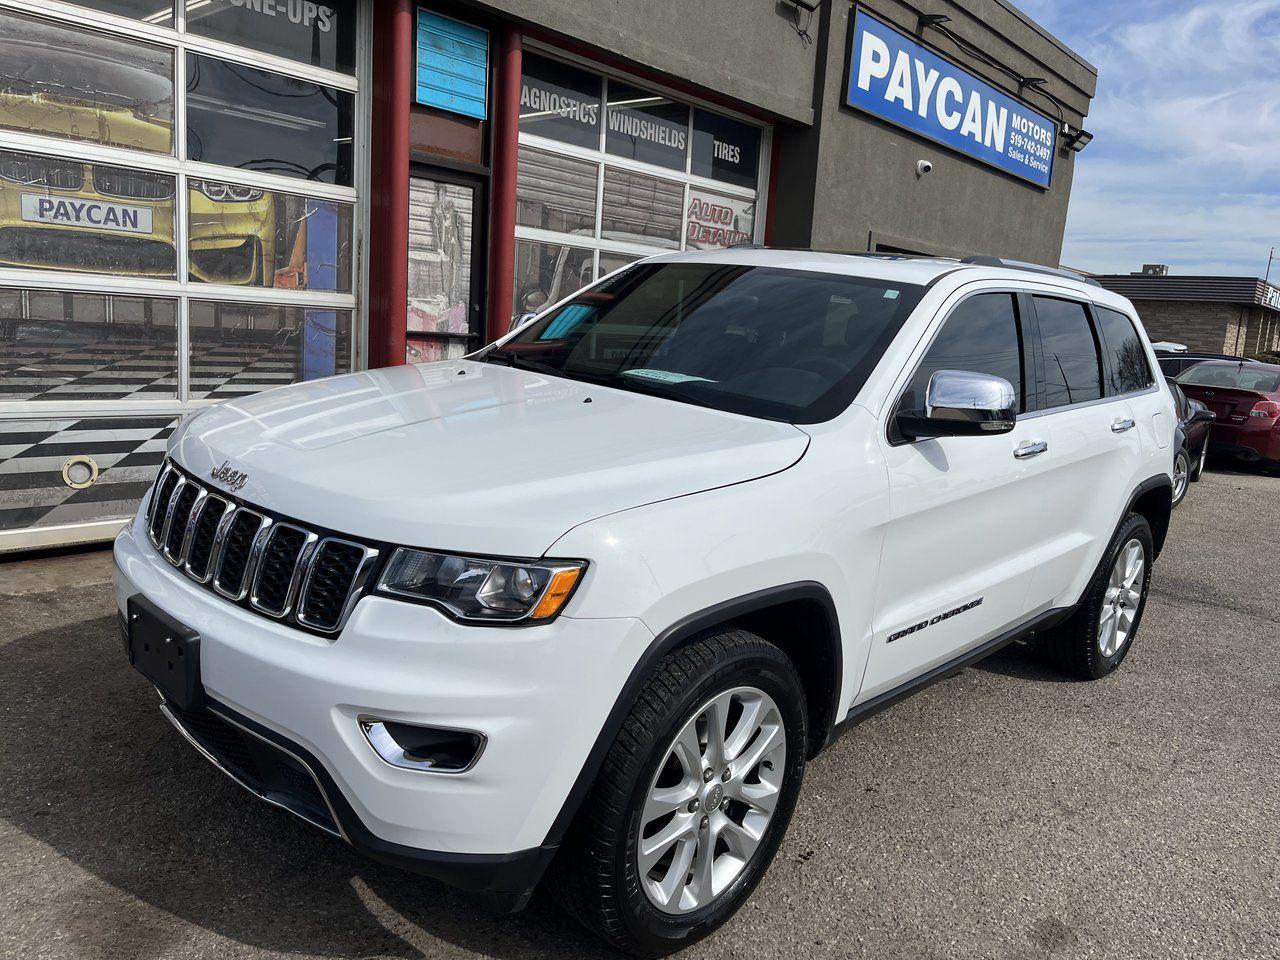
1176, 360, 1280, 472
1168, 379, 1214, 506
1155, 348, 1248, 378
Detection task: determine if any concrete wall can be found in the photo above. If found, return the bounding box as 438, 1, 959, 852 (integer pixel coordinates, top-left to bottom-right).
772, 0, 1097, 264
469, 0, 820, 124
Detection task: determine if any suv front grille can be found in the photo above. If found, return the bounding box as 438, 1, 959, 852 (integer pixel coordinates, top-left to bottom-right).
146, 461, 378, 635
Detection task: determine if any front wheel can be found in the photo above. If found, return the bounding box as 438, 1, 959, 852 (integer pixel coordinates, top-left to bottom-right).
1041, 512, 1153, 680
548, 630, 807, 956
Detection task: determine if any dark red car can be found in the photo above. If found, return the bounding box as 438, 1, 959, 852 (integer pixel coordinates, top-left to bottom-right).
1176, 360, 1280, 471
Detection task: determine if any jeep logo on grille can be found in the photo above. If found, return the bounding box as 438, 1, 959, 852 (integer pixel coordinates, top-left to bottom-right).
210, 460, 249, 492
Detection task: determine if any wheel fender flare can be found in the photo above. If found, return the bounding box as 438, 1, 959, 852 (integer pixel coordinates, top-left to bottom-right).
540, 581, 841, 848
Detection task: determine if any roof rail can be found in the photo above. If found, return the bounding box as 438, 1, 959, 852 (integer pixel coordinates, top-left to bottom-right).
959, 255, 1102, 287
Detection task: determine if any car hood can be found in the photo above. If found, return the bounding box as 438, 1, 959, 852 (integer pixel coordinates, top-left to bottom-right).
169, 361, 810, 557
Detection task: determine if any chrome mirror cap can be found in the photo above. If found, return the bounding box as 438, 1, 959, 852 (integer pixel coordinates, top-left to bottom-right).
901, 370, 1018, 439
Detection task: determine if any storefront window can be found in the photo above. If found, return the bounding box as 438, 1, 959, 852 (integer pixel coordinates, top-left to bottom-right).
75, 1, 175, 26
606, 81, 688, 171
691, 109, 761, 189
185, 0, 357, 74
0, 10, 175, 155
188, 300, 352, 397
519, 52, 602, 149
514, 240, 593, 318
685, 188, 755, 250
408, 177, 475, 339
516, 146, 597, 235
514, 50, 767, 325
185, 54, 355, 185
0, 149, 177, 278
0, 288, 177, 401
601, 168, 682, 249
187, 181, 352, 291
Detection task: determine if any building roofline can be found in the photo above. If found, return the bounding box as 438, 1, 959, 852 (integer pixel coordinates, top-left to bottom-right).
990, 0, 1099, 75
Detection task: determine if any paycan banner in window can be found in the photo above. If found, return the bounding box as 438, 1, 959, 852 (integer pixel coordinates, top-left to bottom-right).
0, 148, 177, 278
685, 188, 754, 250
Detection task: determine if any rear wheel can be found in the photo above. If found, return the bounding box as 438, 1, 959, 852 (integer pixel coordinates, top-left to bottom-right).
1171, 448, 1190, 506
1041, 513, 1153, 680
548, 630, 807, 956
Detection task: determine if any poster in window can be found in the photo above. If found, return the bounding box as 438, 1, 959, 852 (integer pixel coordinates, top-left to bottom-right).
519, 52, 602, 149
407, 178, 475, 339
685, 188, 755, 250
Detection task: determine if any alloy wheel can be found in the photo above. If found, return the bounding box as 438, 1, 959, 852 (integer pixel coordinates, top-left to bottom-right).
1172, 451, 1189, 502
1099, 538, 1145, 658
636, 686, 786, 915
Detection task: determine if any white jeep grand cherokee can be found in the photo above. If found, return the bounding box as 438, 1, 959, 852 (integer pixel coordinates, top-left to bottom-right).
115, 249, 1176, 954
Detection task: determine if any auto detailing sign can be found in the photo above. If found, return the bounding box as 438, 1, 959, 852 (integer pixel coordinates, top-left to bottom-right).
846, 11, 1056, 188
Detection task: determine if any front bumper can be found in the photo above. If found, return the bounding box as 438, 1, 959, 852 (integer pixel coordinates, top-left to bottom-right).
113, 515, 652, 899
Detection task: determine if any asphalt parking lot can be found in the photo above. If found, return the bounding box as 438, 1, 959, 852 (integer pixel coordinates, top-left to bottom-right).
2, 466, 1277, 960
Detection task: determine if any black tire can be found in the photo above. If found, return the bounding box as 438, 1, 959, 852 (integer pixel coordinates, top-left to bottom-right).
547, 629, 807, 956
1041, 512, 1154, 680
1171, 447, 1191, 507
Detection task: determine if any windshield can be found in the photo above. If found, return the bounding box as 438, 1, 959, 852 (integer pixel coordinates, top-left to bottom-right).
487, 262, 925, 422
1177, 361, 1280, 393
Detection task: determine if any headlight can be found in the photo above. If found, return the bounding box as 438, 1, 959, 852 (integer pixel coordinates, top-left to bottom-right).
376, 549, 586, 623
192, 179, 264, 203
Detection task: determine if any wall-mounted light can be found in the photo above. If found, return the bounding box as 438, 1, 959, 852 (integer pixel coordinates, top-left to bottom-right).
1060, 122, 1094, 152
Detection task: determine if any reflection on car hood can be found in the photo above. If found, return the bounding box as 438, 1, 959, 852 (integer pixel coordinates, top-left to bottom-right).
170, 361, 811, 557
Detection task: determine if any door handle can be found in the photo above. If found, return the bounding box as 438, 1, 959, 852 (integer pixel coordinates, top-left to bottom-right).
1013, 440, 1048, 460
1111, 418, 1136, 433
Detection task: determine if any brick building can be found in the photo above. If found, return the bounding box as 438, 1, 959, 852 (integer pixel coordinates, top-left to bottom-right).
1095, 272, 1280, 358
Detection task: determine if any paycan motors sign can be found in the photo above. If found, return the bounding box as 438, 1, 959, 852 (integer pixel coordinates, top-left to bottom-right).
846, 10, 1056, 188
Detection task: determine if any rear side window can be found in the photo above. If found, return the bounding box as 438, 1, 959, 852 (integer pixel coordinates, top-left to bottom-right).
900, 293, 1025, 413
1095, 306, 1155, 394
1034, 297, 1102, 409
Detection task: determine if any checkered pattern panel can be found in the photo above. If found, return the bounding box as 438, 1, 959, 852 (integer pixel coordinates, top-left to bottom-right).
0, 415, 176, 532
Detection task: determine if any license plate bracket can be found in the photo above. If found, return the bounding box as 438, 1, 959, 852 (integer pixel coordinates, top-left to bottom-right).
127, 594, 202, 711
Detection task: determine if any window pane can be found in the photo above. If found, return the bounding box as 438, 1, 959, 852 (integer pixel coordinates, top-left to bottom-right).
519, 52, 601, 149
1035, 297, 1102, 407
189, 300, 352, 398
901, 294, 1023, 413
1096, 306, 1154, 395
188, 180, 352, 291
601, 168, 681, 249
685, 187, 755, 250
0, 288, 176, 401
407, 337, 468, 364
513, 239, 593, 321
516, 146, 597, 236
409, 177, 476, 338
605, 81, 688, 170
691, 109, 760, 188
598, 252, 641, 277
186, 0, 356, 73
0, 10, 174, 154
73, 1, 174, 26
0, 149, 176, 278
185, 53, 354, 185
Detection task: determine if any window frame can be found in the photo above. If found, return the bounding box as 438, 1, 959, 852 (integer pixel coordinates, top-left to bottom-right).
0, 0, 371, 419
515, 41, 771, 285
888, 288, 1036, 445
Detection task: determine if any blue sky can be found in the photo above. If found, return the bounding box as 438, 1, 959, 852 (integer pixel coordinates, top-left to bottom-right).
1015, 0, 1277, 277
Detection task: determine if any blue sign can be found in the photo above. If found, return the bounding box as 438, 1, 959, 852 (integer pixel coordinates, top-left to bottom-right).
416, 10, 488, 120
846, 11, 1056, 188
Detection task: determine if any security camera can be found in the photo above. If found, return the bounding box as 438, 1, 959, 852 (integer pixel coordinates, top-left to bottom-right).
916, 159, 934, 177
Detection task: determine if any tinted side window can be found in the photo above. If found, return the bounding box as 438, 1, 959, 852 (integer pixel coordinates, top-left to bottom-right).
1096, 306, 1154, 394
1034, 297, 1102, 408
901, 293, 1024, 413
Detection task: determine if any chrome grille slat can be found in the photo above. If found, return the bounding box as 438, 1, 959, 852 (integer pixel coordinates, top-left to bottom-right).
143, 460, 373, 636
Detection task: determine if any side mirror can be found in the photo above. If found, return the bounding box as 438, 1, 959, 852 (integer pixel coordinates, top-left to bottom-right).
1190, 406, 1216, 424
898, 370, 1018, 439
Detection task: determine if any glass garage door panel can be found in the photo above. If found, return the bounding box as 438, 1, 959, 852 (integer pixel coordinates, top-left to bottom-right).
407, 174, 481, 362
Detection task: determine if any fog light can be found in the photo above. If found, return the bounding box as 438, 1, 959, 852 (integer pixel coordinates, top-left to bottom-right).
360, 718, 485, 773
